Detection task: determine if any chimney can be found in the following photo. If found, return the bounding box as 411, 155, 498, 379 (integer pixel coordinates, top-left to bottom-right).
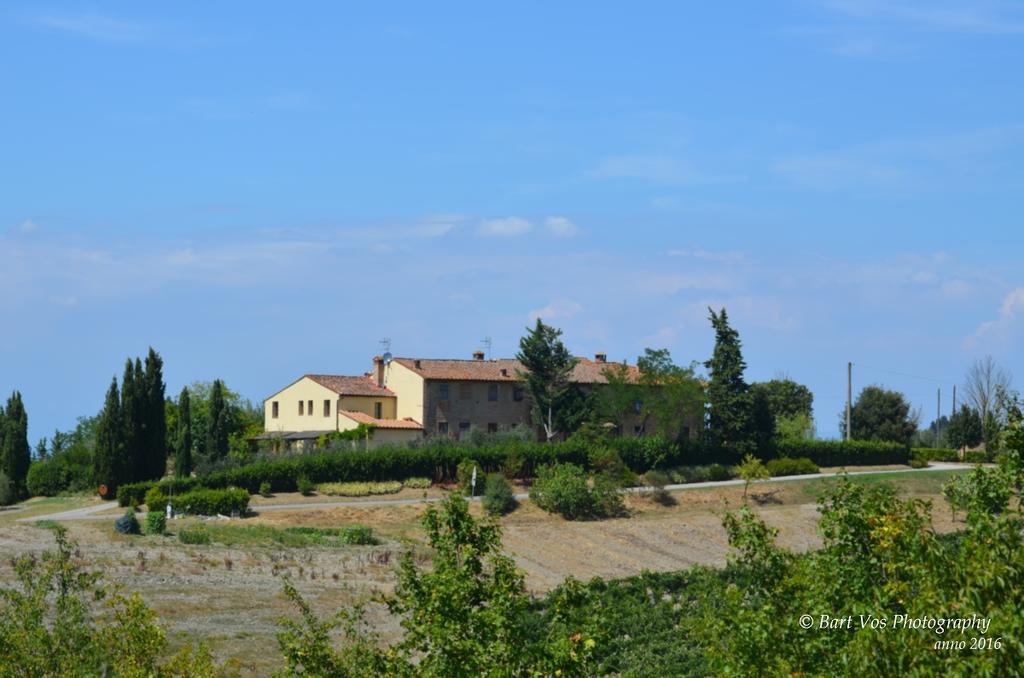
594, 352, 607, 363
373, 356, 384, 387
414, 359, 422, 370
500, 368, 508, 377
473, 351, 485, 361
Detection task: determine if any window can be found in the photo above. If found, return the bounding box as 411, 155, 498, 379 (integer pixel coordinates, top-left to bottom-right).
458, 422, 471, 439
298, 400, 304, 416
513, 387, 524, 402
437, 421, 449, 434
308, 400, 313, 416
633, 399, 643, 414
487, 422, 498, 434
459, 382, 472, 399
374, 401, 382, 419
488, 384, 498, 401
323, 399, 331, 417
439, 383, 449, 400
272, 401, 279, 418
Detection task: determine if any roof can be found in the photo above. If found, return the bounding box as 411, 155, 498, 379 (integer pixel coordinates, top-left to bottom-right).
305, 374, 395, 397
339, 410, 424, 430
391, 357, 641, 384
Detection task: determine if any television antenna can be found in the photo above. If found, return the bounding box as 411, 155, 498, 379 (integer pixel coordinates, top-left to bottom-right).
379, 337, 391, 354
480, 336, 492, 359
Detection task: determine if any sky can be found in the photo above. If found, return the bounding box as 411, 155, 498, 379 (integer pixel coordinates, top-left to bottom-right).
1, 1, 1022, 443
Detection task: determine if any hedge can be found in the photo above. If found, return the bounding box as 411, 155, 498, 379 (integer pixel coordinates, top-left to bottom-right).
912, 448, 959, 463
765, 457, 820, 477
115, 438, 910, 499
168, 488, 250, 516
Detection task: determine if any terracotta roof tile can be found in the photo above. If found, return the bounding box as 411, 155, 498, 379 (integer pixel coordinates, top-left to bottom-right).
306, 374, 395, 397
339, 410, 424, 430
392, 357, 640, 384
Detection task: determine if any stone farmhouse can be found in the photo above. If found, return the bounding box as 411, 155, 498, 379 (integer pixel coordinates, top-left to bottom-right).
259, 351, 669, 449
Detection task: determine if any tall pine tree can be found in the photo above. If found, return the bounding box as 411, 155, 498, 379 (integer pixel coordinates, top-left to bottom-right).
515, 319, 584, 442
207, 379, 229, 460
94, 377, 128, 495
143, 348, 167, 479
704, 308, 754, 453
175, 387, 193, 477
0, 392, 31, 498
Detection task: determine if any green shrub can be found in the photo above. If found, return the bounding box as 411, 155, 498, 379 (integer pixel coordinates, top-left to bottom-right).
482, 474, 517, 516
592, 473, 625, 517
529, 463, 622, 520
964, 450, 990, 464
145, 511, 166, 535
178, 523, 210, 544
642, 470, 674, 505
402, 477, 432, 490
297, 476, 314, 496
912, 447, 959, 463
316, 481, 402, 496
765, 457, 819, 477
114, 510, 140, 535
909, 457, 929, 469
456, 459, 481, 495
707, 464, 732, 482
337, 525, 378, 545
169, 487, 249, 516
259, 481, 272, 497
25, 461, 67, 497
144, 486, 166, 512
772, 439, 909, 466
117, 481, 155, 507
0, 472, 16, 506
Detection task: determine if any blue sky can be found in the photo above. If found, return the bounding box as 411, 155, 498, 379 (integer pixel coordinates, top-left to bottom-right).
2, 1, 1022, 443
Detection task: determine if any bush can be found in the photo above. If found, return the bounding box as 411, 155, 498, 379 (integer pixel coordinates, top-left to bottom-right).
529, 463, 622, 520
169, 488, 249, 516
912, 447, 959, 463
297, 476, 314, 496
317, 481, 402, 497
765, 457, 819, 477
482, 474, 517, 516
25, 461, 67, 497
642, 470, 674, 505
145, 511, 166, 535
707, 464, 732, 482
178, 523, 210, 544
403, 477, 432, 490
337, 525, 377, 545
144, 486, 166, 512
457, 459, 481, 495
964, 450, 990, 464
772, 439, 909, 467
0, 472, 16, 506
259, 481, 272, 497
114, 510, 140, 535
909, 457, 929, 469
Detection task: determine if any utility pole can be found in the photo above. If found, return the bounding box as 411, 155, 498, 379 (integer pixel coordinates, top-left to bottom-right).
846, 362, 852, 442
952, 384, 957, 416
937, 388, 941, 438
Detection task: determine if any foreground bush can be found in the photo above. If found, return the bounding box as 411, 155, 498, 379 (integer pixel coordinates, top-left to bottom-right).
114, 510, 140, 535
765, 457, 819, 477
529, 463, 622, 520
169, 487, 249, 516
145, 511, 166, 536
178, 523, 211, 545
0, 525, 221, 675
482, 473, 517, 515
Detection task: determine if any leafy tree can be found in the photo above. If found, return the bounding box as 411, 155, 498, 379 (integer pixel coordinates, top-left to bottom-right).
93, 378, 128, 495
704, 308, 753, 452
947, 404, 983, 451
0, 391, 30, 498
736, 454, 769, 500
174, 387, 193, 478
516, 319, 583, 441
841, 385, 918, 445
142, 348, 167, 480
206, 379, 229, 461
600, 349, 704, 441
776, 412, 816, 441
750, 379, 814, 422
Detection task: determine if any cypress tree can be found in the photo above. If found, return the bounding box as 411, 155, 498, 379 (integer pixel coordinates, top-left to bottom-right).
0, 392, 30, 497
121, 359, 143, 481
515, 319, 581, 441
143, 348, 167, 479
175, 387, 193, 477
704, 308, 754, 453
207, 379, 229, 460
94, 378, 128, 495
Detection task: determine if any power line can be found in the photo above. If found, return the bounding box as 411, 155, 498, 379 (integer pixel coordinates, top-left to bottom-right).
853, 363, 956, 385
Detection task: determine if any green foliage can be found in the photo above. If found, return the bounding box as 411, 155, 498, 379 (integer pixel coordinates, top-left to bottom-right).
94, 377, 129, 495
26, 460, 66, 497
529, 463, 622, 520
145, 511, 166, 536
169, 487, 249, 516
296, 475, 314, 496
704, 307, 754, 453
765, 457, 820, 477
178, 523, 211, 545
316, 481, 402, 497
0, 525, 220, 675
402, 476, 432, 489
174, 387, 194, 478
144, 486, 166, 511
912, 447, 959, 463
736, 454, 770, 498
750, 378, 814, 422
206, 379, 230, 462
482, 473, 517, 515
114, 510, 140, 535
259, 481, 272, 497
942, 465, 1012, 521
964, 449, 990, 463
775, 412, 816, 441
316, 424, 376, 449
0, 391, 31, 499
707, 463, 732, 481
947, 403, 984, 450
517, 318, 588, 441
844, 385, 918, 445
773, 439, 910, 466
0, 471, 15, 506
456, 458, 480, 495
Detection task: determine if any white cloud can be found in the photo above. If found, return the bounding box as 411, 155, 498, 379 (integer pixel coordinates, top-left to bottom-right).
528, 298, 583, 322
17, 219, 38, 233
544, 216, 579, 238
478, 217, 532, 237
967, 287, 1024, 348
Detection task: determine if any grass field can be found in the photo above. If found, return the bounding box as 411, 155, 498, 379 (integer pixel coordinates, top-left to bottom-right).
0, 467, 969, 673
